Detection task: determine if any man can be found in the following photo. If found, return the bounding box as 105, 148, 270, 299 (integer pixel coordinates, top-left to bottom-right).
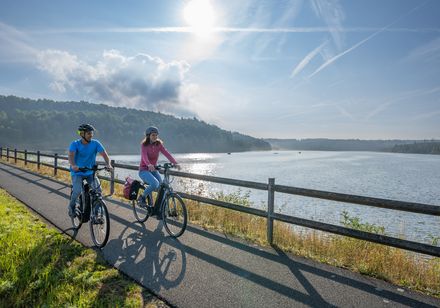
67, 124, 113, 217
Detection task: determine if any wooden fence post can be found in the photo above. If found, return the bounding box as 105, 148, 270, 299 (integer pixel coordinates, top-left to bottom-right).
6, 147, 9, 161
14, 148, 17, 163
54, 153, 58, 176
0, 147, 2, 159
267, 178, 275, 245
37, 151, 41, 169
24, 150, 28, 165
110, 159, 115, 195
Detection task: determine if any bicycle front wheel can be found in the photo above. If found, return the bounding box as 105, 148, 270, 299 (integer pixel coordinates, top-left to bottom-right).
163, 194, 187, 238
90, 200, 110, 248
132, 194, 153, 223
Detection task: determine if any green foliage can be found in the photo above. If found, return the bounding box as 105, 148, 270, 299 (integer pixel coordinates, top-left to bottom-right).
391, 141, 440, 155
0, 95, 271, 153
340, 211, 385, 234
212, 189, 252, 207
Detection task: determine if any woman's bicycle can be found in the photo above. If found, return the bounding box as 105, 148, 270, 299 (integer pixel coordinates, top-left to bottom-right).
70, 165, 111, 248
132, 163, 188, 238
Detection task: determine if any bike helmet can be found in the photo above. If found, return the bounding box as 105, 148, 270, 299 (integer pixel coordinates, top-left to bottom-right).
78, 124, 95, 132
145, 126, 159, 135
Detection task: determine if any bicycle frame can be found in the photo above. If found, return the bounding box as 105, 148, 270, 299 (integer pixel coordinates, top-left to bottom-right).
152, 163, 175, 213
76, 165, 108, 220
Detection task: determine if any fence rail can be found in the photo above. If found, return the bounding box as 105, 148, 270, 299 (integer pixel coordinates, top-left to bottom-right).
1, 146, 439, 257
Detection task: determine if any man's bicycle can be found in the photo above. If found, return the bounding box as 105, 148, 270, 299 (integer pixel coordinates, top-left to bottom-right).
70, 165, 111, 248
132, 163, 188, 238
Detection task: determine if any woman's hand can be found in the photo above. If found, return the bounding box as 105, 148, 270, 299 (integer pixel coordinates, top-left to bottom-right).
174, 164, 181, 170
148, 164, 155, 171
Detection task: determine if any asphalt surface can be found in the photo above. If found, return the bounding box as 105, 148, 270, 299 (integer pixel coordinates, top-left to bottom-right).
1, 162, 439, 308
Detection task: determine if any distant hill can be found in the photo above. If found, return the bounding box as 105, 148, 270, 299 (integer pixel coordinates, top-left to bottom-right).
266, 138, 440, 153
391, 142, 440, 155
0, 95, 271, 154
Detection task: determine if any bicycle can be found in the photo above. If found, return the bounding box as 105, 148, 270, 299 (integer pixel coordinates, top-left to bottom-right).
132, 163, 188, 238
70, 165, 111, 248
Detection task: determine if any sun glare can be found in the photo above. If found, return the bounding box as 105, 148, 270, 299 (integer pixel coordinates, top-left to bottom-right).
183, 0, 215, 35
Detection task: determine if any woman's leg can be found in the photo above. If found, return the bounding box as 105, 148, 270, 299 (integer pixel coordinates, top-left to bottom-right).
151, 171, 163, 186
139, 170, 160, 202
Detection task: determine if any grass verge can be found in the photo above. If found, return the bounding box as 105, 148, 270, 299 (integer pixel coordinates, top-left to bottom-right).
0, 188, 167, 307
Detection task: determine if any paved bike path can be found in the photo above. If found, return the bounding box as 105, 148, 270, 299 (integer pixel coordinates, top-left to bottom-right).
1, 162, 439, 308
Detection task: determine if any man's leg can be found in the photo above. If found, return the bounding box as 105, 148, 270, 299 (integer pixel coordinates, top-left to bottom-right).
87, 174, 101, 193
69, 175, 83, 217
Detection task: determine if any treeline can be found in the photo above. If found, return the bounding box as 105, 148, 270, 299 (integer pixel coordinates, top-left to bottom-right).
0, 95, 271, 154
266, 138, 440, 153
391, 142, 440, 155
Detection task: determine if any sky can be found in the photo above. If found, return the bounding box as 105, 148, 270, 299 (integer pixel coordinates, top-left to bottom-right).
0, 0, 439, 140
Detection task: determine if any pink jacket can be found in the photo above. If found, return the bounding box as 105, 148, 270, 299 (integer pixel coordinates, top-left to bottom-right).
139, 142, 177, 171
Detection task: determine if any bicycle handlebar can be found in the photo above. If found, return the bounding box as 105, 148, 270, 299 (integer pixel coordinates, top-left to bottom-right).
155, 163, 176, 170
78, 165, 110, 172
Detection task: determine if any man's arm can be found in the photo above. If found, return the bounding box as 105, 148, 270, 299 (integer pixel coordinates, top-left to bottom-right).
100, 151, 113, 170
68, 151, 79, 171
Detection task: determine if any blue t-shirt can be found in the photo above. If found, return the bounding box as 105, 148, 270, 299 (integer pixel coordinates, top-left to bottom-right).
69, 139, 105, 176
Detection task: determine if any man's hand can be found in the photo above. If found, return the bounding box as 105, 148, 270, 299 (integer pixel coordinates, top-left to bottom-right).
72, 165, 79, 172
105, 164, 114, 171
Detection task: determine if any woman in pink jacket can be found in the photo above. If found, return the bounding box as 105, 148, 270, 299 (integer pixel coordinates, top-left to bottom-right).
138, 126, 179, 207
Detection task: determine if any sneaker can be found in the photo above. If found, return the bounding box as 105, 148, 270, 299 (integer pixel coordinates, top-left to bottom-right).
68, 206, 75, 218
137, 196, 147, 208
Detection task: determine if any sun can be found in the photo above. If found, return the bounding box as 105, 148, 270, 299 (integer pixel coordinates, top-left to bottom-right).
183, 0, 216, 35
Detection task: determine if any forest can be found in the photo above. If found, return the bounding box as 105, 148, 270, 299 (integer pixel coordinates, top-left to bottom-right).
0, 95, 271, 154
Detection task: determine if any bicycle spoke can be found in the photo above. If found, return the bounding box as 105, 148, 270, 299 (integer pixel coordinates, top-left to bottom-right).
90, 201, 110, 248
163, 194, 187, 237
132, 193, 152, 223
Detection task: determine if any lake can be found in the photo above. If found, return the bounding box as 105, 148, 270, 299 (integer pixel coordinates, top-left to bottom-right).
106, 151, 440, 244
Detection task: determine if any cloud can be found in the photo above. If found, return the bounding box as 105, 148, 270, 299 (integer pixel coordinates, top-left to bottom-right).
37, 49, 196, 115
413, 109, 440, 121
310, 0, 345, 50
290, 40, 327, 78
406, 37, 440, 63
0, 22, 38, 63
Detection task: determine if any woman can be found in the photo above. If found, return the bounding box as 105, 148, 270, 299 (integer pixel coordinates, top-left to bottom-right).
138, 126, 179, 208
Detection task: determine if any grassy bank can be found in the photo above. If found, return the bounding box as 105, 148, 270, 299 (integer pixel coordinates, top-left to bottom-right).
1, 156, 439, 297
0, 188, 167, 307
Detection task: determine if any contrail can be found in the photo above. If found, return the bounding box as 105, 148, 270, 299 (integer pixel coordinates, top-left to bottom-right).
26, 26, 440, 35
291, 41, 327, 78
308, 1, 431, 79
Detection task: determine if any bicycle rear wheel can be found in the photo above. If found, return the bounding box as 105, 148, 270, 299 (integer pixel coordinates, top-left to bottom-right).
132, 194, 153, 223
163, 193, 187, 238
70, 191, 83, 229
90, 200, 110, 248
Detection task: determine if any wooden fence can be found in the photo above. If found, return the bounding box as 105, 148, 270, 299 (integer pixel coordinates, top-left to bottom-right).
1, 146, 439, 257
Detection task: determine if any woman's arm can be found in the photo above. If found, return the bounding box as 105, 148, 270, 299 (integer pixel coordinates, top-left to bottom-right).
159, 144, 178, 165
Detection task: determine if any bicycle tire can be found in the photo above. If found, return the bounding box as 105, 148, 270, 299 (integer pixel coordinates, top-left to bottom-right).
163, 193, 187, 238
89, 200, 110, 248
70, 191, 83, 229
132, 194, 153, 223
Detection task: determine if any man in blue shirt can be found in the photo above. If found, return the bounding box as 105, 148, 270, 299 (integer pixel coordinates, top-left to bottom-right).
67, 124, 113, 217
